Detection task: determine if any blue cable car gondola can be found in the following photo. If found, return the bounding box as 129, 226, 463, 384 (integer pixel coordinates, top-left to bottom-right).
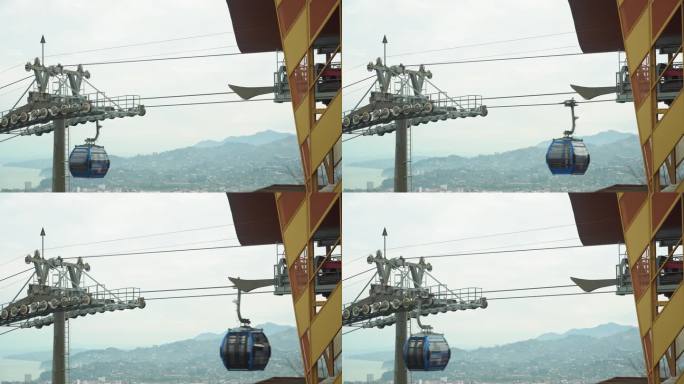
403, 332, 451, 371
220, 277, 271, 371
69, 144, 110, 178
546, 137, 590, 175
546, 99, 590, 175
68, 121, 110, 178
220, 326, 271, 371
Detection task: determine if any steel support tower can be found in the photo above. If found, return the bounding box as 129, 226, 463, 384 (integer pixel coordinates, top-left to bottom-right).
0, 230, 146, 384
395, 119, 409, 192
342, 54, 488, 192
343, 233, 488, 384
0, 38, 146, 192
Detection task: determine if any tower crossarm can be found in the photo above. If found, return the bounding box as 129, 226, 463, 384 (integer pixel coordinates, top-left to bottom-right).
0, 250, 145, 329
343, 59, 487, 134
18, 98, 146, 137
342, 286, 487, 328
345, 247, 487, 328
0, 58, 145, 135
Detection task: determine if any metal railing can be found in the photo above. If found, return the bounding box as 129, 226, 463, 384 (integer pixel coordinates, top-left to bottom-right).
615, 60, 683, 103
84, 93, 142, 112
427, 93, 483, 112
85, 285, 142, 304
274, 254, 341, 295
342, 93, 486, 133
616, 255, 683, 295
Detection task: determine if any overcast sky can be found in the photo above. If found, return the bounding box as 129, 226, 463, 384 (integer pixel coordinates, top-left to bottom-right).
0, 0, 293, 162
343, 193, 636, 354
343, 0, 637, 161
0, 194, 294, 355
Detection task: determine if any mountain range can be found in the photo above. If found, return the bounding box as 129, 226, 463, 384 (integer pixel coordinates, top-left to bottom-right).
4, 129, 642, 192
346, 322, 644, 384
535, 322, 635, 341
346, 130, 644, 192
194, 130, 294, 148
6, 322, 300, 384
3, 322, 644, 383
3, 130, 302, 192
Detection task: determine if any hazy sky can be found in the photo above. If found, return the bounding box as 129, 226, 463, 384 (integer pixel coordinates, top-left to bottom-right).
343, 193, 637, 353
0, 194, 295, 355
0, 0, 294, 161
343, 0, 637, 161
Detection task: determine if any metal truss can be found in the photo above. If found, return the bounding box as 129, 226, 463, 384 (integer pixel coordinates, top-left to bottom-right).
0, 58, 145, 136
342, 58, 487, 135
0, 250, 145, 329
343, 250, 487, 329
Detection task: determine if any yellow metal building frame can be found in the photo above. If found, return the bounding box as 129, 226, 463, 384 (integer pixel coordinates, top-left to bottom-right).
272, 1, 342, 383
616, 1, 684, 383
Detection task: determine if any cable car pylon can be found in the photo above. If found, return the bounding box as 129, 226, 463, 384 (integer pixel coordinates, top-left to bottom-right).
342, 228, 488, 384
0, 36, 146, 192
342, 36, 488, 192
0, 228, 146, 384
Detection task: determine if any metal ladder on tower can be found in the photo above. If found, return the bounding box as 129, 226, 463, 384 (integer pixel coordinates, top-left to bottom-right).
407, 126, 413, 192
64, 318, 70, 384
64, 126, 70, 192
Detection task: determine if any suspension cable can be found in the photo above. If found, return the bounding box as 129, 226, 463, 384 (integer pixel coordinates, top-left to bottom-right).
0, 268, 33, 283
488, 290, 617, 300
0, 75, 33, 91
64, 244, 247, 260
405, 244, 595, 260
